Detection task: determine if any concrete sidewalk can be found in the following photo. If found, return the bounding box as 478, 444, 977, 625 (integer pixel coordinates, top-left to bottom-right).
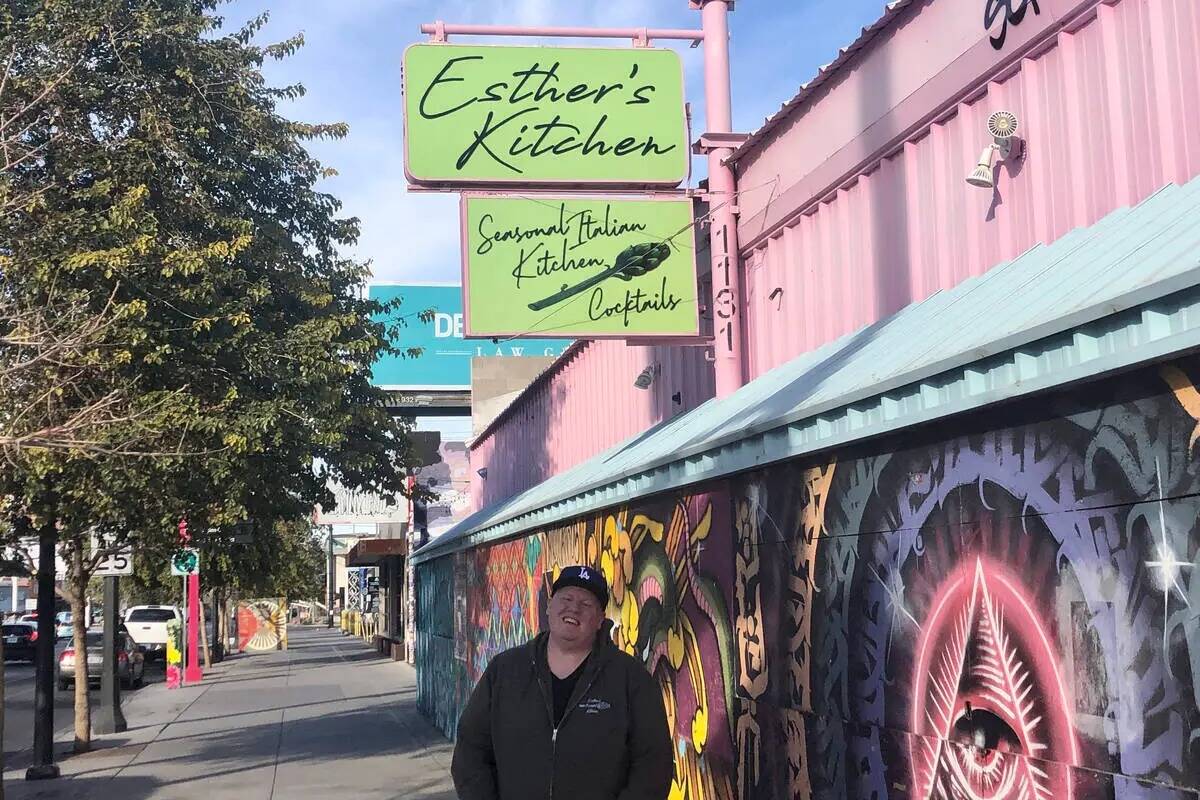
3, 627, 455, 799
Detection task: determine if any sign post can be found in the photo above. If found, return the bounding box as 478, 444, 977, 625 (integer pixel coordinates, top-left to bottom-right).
94, 576, 127, 735
695, 0, 747, 396
173, 522, 202, 684
92, 531, 134, 729
327, 526, 335, 628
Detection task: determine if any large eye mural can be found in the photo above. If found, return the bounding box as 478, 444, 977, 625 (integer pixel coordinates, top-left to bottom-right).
910, 557, 1078, 800
825, 432, 1108, 800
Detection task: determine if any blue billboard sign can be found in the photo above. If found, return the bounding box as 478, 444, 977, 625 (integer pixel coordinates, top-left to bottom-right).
369, 284, 572, 389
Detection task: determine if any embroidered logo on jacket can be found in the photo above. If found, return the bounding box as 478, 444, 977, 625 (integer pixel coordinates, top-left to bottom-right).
578, 698, 611, 714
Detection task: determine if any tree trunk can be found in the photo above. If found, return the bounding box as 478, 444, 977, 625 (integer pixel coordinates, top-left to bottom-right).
70, 547, 91, 754
230, 591, 239, 654
199, 596, 211, 670
217, 595, 226, 655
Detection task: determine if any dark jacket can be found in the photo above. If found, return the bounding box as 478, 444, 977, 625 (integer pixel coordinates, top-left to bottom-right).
451, 626, 673, 800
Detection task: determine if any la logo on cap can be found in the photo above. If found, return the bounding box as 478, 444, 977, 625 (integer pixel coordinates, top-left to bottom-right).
579, 568, 590, 580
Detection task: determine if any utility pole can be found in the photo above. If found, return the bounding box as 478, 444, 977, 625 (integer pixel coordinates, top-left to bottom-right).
26, 518, 60, 780
94, 576, 126, 735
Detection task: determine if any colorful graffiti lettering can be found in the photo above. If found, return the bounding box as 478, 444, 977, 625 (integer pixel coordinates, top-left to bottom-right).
417, 357, 1200, 798
437, 496, 740, 799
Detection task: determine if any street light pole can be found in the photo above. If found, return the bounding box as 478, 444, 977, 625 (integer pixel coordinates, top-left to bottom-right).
26, 518, 60, 780
327, 526, 335, 628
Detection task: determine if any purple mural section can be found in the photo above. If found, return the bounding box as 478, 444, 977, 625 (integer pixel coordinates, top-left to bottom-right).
418, 356, 1200, 799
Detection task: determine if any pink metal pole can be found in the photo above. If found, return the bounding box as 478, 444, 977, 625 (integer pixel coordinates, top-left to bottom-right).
177, 519, 202, 684
185, 573, 202, 683
419, 22, 704, 44
697, 1, 746, 396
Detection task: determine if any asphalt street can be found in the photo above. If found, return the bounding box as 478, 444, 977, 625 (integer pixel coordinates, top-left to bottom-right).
4, 639, 165, 758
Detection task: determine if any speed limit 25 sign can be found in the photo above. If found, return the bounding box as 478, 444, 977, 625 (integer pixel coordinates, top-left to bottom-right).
92, 532, 134, 577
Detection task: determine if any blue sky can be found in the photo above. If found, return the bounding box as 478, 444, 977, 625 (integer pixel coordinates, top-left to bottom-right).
218, 0, 889, 284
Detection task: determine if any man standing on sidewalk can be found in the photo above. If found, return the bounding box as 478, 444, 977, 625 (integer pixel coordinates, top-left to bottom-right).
451, 565, 673, 800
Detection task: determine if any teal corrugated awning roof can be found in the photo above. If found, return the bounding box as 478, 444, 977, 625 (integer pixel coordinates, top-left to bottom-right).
413, 178, 1200, 565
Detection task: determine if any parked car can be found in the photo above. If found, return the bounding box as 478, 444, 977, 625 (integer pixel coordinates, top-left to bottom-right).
55, 611, 74, 641
57, 630, 145, 690
2, 622, 39, 662
123, 605, 182, 659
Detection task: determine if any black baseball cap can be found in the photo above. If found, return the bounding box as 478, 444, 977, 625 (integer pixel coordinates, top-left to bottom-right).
551, 565, 609, 608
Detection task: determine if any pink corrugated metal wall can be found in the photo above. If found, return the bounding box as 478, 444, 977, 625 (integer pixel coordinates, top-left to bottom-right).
742, 0, 1200, 377
470, 340, 714, 510
469, 0, 1200, 509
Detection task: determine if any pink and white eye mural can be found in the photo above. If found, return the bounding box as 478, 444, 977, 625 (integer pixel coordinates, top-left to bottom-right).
910, 558, 1079, 800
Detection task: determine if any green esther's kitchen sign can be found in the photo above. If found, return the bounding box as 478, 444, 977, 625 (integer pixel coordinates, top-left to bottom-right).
404, 44, 689, 186
462, 195, 699, 338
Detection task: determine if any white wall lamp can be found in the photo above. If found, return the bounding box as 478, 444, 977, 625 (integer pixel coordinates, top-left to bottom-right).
634, 364, 661, 390
966, 111, 1021, 189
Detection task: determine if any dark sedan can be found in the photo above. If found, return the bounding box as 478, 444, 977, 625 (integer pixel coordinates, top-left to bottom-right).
2, 622, 39, 662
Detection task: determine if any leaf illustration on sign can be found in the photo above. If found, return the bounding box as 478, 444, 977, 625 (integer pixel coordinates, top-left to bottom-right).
463, 195, 698, 337
527, 242, 672, 311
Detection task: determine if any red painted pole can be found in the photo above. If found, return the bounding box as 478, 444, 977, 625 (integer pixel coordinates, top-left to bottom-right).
185, 572, 202, 683
178, 519, 203, 684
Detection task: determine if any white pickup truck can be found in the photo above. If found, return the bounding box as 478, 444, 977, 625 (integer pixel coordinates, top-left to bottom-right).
123, 605, 182, 659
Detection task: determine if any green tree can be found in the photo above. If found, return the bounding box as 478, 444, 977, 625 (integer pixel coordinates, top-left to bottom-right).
125, 540, 179, 607
243, 519, 325, 603
0, 0, 423, 755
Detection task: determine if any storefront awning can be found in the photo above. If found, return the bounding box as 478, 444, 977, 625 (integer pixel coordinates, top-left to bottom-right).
415, 176, 1200, 565
347, 538, 407, 567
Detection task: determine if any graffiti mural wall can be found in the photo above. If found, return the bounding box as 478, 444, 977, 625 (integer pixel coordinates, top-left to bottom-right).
236, 599, 287, 652
416, 553, 466, 737
416, 357, 1200, 798
734, 360, 1200, 799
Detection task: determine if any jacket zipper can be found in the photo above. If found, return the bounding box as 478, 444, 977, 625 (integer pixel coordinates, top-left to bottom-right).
533, 659, 556, 800
533, 654, 605, 800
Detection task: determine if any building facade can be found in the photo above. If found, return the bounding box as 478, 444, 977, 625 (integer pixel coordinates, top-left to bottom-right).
467, 0, 1200, 504
415, 0, 1200, 797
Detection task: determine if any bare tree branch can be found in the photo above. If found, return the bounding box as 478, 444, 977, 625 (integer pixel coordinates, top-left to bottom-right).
0, 288, 222, 460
